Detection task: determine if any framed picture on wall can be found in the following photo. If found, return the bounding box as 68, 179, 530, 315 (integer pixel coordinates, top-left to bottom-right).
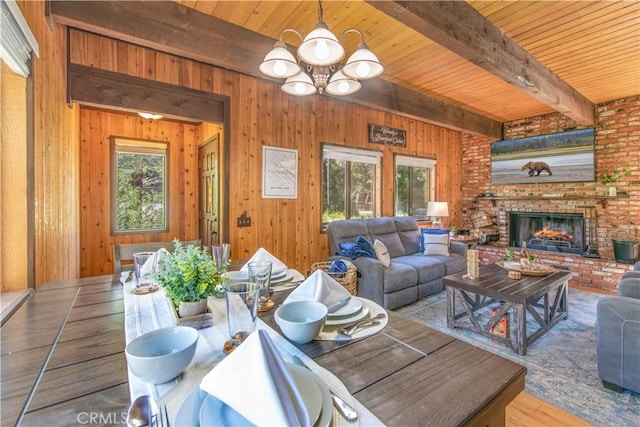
262, 146, 298, 199
490, 128, 595, 185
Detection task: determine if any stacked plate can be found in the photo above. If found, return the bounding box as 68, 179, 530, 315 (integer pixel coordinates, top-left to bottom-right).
225, 269, 293, 285
325, 297, 370, 326
174, 364, 332, 426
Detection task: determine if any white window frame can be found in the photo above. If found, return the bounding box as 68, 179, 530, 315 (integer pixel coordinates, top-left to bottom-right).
322, 144, 382, 229
0, 0, 39, 77
394, 155, 436, 219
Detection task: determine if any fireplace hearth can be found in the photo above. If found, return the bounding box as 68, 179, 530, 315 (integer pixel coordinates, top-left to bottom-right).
509, 212, 585, 255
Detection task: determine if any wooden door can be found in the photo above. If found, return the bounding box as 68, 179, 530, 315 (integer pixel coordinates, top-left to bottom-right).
199, 134, 220, 248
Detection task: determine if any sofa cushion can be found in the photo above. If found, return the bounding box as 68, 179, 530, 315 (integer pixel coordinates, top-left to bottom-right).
394, 255, 446, 283
420, 228, 450, 252
423, 233, 450, 256
374, 240, 391, 267
434, 253, 466, 275
383, 263, 419, 293
367, 217, 406, 258
394, 216, 422, 255
327, 219, 369, 255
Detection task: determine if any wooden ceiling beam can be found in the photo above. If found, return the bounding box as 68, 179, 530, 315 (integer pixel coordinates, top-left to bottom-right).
48, 0, 501, 138
366, 1, 595, 126
68, 64, 226, 123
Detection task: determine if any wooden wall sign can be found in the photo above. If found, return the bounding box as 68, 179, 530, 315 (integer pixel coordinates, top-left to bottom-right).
368, 124, 407, 147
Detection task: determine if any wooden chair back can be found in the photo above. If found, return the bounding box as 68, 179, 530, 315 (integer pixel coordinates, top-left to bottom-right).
113, 240, 202, 274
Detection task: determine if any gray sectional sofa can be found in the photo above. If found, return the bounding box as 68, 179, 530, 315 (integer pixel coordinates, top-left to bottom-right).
327, 216, 467, 309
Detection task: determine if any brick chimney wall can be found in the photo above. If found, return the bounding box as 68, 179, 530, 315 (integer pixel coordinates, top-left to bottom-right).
461, 95, 640, 292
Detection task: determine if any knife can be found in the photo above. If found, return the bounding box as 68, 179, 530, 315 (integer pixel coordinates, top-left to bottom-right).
291, 355, 358, 422
327, 297, 350, 313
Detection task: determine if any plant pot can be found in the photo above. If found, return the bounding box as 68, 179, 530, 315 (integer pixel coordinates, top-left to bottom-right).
178, 299, 208, 318
608, 186, 617, 196
612, 239, 640, 264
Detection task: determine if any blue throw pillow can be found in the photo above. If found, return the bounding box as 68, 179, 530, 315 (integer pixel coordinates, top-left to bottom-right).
356, 236, 376, 258
420, 228, 450, 252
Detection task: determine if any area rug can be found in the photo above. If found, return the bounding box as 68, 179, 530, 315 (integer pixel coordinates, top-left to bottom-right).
394, 288, 640, 427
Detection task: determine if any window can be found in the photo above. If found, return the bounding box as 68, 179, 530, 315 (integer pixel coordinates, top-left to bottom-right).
111, 137, 169, 233
395, 155, 435, 219
322, 145, 382, 227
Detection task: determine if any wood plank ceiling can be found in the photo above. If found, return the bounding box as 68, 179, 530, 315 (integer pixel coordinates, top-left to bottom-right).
176, 0, 640, 125
49, 1, 639, 136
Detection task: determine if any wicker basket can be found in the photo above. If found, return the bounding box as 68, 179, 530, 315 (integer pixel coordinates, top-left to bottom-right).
310, 261, 358, 296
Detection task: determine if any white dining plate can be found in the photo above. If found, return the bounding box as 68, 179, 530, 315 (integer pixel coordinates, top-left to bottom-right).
327, 297, 363, 319
224, 270, 290, 283
271, 269, 288, 279
271, 272, 293, 284
173, 388, 207, 426
224, 270, 248, 281
199, 394, 252, 426
187, 363, 323, 427
325, 303, 370, 326
309, 369, 332, 427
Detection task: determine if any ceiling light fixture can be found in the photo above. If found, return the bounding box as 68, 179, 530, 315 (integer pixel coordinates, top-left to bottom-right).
259, 0, 383, 97
138, 112, 163, 121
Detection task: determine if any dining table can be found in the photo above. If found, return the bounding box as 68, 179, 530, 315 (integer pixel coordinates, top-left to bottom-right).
1, 268, 526, 426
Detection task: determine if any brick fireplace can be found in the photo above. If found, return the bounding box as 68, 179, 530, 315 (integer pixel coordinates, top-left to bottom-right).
459, 96, 640, 292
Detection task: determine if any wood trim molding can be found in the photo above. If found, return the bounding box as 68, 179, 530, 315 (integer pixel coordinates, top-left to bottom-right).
366, 1, 595, 126
68, 63, 226, 123
50, 0, 501, 138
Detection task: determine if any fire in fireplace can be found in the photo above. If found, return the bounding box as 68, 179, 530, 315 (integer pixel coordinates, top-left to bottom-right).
509, 212, 585, 255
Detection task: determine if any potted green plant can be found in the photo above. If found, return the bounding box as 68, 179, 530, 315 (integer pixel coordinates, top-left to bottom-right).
449, 225, 458, 237
156, 239, 228, 317
599, 169, 630, 196
503, 248, 514, 261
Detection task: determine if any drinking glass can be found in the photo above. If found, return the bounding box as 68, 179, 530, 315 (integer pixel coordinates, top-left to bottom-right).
248, 261, 273, 310
133, 251, 157, 288
225, 282, 260, 347
211, 243, 231, 271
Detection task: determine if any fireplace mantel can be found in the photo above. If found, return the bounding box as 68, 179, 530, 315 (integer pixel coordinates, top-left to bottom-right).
476, 194, 629, 207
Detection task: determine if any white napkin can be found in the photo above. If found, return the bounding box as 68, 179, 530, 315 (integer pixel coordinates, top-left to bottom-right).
284, 270, 351, 313
140, 248, 169, 276
200, 329, 310, 426
241, 247, 288, 274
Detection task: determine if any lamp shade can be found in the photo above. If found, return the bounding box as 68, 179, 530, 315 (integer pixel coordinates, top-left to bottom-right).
281, 71, 317, 96
426, 202, 449, 218
326, 70, 361, 95
259, 42, 301, 78
298, 22, 345, 66
342, 44, 384, 80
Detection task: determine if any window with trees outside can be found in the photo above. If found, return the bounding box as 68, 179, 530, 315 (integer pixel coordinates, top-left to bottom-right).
322, 145, 382, 228
111, 137, 169, 234
395, 155, 435, 219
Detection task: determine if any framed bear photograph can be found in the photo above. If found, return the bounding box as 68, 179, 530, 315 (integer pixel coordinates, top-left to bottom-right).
490, 128, 595, 185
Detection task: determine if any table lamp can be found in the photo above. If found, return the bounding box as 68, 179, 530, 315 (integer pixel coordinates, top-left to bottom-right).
426, 201, 449, 229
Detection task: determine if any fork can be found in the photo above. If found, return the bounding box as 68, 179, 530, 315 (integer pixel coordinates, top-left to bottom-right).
337, 320, 381, 336
337, 312, 386, 336
157, 404, 170, 427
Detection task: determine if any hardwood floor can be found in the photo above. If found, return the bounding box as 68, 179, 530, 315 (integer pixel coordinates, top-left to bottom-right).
507, 392, 591, 426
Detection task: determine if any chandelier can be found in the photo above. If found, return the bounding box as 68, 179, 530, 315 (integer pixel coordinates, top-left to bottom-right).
259, 1, 384, 96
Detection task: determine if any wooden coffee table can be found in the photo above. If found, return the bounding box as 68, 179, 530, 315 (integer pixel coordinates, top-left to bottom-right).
443, 263, 572, 355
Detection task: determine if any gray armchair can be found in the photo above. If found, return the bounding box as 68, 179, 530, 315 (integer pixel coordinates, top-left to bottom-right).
596, 275, 640, 393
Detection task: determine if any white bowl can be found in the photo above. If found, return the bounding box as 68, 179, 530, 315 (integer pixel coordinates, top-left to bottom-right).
275, 301, 328, 344
125, 326, 198, 384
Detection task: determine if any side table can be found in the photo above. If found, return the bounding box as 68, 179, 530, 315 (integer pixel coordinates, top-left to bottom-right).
450, 236, 482, 249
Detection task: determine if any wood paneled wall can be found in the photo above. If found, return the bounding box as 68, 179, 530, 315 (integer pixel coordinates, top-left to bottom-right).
13, 2, 80, 288
79, 109, 201, 276
1, 62, 28, 291
71, 30, 463, 276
